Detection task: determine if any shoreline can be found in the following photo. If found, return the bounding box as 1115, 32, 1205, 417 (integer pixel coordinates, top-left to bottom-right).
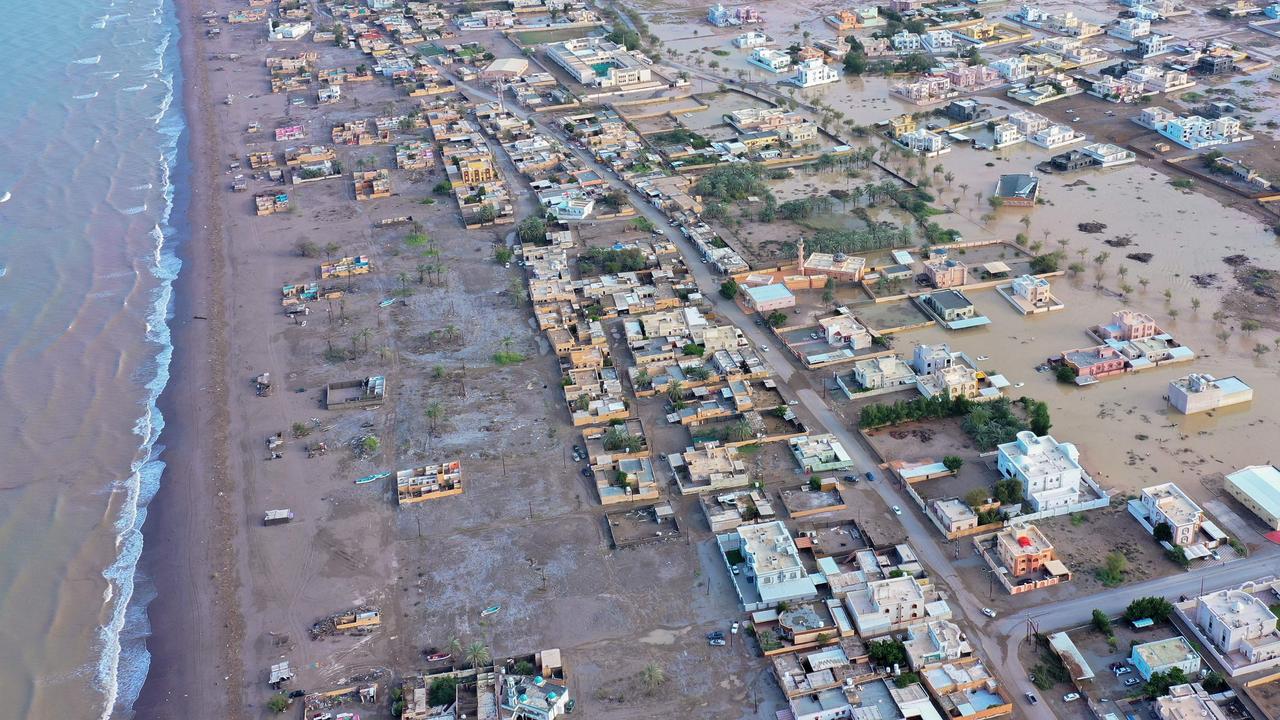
133, 0, 244, 716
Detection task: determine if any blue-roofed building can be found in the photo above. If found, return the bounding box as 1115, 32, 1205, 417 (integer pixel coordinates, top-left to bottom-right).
1226, 465, 1280, 530
741, 283, 796, 313
1130, 637, 1201, 680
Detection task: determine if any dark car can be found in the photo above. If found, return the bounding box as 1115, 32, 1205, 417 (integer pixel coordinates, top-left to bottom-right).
843, 474, 857, 483
580, 467, 593, 477
706, 631, 724, 641
1025, 692, 1038, 705
865, 471, 875, 482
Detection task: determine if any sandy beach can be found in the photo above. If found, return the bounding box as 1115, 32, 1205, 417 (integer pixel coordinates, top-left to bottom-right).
135, 1, 243, 716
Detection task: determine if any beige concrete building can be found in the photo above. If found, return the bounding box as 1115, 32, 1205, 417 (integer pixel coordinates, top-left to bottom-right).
667, 443, 750, 495
1138, 483, 1203, 547
1155, 683, 1228, 720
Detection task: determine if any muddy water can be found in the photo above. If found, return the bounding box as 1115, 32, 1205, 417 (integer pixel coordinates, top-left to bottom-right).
892, 139, 1280, 516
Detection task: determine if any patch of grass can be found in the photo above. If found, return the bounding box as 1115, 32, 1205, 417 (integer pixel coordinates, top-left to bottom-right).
1170, 178, 1194, 189
493, 350, 527, 365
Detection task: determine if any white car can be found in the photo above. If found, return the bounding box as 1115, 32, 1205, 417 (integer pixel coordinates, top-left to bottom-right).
1063, 693, 1080, 703
892, 505, 902, 515
981, 607, 996, 618
1115, 666, 1132, 676
759, 345, 769, 352
976, 355, 990, 361
731, 621, 740, 634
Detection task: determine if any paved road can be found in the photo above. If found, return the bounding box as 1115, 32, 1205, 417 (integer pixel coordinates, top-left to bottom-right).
445, 71, 1278, 718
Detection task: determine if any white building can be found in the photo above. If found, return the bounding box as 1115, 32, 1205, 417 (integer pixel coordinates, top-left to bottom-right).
898, 128, 949, 156
922, 30, 955, 52
846, 575, 929, 636
1008, 110, 1050, 135
997, 431, 1083, 511
545, 37, 652, 88
910, 343, 956, 375
1012, 274, 1052, 304
550, 196, 594, 221
1137, 483, 1203, 547
1186, 584, 1280, 674
990, 56, 1032, 81
1081, 142, 1136, 167
1029, 124, 1085, 149
891, 30, 922, 52
734, 31, 768, 48
790, 58, 840, 88
1109, 17, 1151, 40
991, 123, 1024, 148
1168, 373, 1253, 414
721, 521, 818, 608
853, 355, 917, 390
748, 48, 792, 73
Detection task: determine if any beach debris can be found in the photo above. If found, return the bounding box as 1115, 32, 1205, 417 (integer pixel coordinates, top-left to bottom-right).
1077, 222, 1107, 234
1222, 254, 1250, 267
309, 606, 381, 640
1103, 235, 1134, 248
1125, 253, 1153, 264
1190, 273, 1219, 289
306, 441, 328, 458
255, 372, 272, 396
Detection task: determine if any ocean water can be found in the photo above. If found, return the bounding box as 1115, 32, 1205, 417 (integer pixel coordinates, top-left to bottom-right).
0, 0, 184, 717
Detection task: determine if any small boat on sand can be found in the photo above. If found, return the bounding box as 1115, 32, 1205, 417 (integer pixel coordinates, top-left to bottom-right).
354, 471, 390, 484
480, 605, 501, 617
378, 298, 395, 307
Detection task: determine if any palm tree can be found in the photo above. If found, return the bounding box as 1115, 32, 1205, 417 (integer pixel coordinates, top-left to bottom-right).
1191, 297, 1201, 312
1020, 215, 1032, 234
417, 262, 431, 284
426, 401, 444, 434
355, 327, 373, 353
397, 272, 410, 291
1139, 277, 1150, 290
447, 637, 464, 659
639, 663, 666, 694
465, 641, 491, 669
324, 241, 341, 260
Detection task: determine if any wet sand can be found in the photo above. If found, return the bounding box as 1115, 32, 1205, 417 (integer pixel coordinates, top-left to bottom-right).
134, 0, 241, 716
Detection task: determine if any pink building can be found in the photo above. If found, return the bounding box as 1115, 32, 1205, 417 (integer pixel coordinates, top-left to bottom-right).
946, 65, 1000, 91
1061, 345, 1127, 380
1097, 309, 1158, 341
924, 258, 968, 288
889, 0, 925, 11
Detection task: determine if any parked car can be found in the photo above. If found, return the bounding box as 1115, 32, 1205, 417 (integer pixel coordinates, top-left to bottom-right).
1124, 678, 1139, 687
1063, 693, 1080, 702
759, 345, 769, 352
731, 565, 741, 575
1025, 692, 1038, 705
709, 638, 727, 646
892, 505, 902, 515
981, 607, 996, 618
865, 471, 875, 482
843, 475, 857, 483
1115, 666, 1132, 676
731, 621, 740, 634
565, 698, 576, 713
706, 631, 724, 640
580, 468, 592, 478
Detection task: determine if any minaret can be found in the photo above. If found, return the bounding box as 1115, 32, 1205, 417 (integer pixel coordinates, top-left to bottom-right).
797, 236, 806, 275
